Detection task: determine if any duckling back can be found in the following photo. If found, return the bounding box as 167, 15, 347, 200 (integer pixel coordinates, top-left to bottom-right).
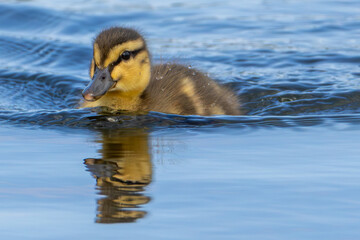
140, 63, 241, 115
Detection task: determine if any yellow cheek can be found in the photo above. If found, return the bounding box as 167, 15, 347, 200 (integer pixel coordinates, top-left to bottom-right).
109, 52, 150, 92
110, 60, 136, 80
111, 65, 122, 80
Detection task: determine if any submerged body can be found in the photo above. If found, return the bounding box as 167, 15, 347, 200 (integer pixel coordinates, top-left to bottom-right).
81, 27, 240, 115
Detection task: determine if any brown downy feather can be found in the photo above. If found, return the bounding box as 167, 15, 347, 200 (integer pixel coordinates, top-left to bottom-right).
141, 64, 241, 115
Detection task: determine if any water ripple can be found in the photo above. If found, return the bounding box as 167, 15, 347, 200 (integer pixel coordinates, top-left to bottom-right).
0, 1, 360, 131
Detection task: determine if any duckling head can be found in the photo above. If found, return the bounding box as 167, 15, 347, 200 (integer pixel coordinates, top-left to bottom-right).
82, 27, 151, 101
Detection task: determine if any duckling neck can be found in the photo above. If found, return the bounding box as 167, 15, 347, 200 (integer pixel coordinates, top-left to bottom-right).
99, 87, 148, 111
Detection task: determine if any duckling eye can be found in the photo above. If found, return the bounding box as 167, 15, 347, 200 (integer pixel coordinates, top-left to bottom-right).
110, 51, 132, 69
121, 51, 131, 61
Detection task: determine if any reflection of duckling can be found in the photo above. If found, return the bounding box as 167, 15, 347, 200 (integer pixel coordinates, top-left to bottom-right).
84, 130, 152, 223
81, 27, 241, 115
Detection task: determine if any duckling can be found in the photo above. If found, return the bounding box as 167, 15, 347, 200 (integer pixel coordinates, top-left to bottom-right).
81, 27, 241, 115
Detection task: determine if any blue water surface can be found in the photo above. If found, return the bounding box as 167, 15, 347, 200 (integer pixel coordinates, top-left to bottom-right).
0, 0, 360, 239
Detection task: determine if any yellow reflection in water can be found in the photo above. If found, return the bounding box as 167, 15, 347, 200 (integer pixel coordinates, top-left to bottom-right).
84, 129, 152, 223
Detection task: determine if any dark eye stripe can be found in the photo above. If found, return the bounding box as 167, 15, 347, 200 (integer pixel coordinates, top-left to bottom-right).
131, 47, 144, 58
108, 47, 145, 73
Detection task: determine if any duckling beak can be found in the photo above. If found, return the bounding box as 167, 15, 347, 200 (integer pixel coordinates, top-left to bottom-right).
82, 68, 115, 101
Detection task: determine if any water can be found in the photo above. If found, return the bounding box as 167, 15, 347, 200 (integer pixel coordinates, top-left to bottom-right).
1, 0, 360, 239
